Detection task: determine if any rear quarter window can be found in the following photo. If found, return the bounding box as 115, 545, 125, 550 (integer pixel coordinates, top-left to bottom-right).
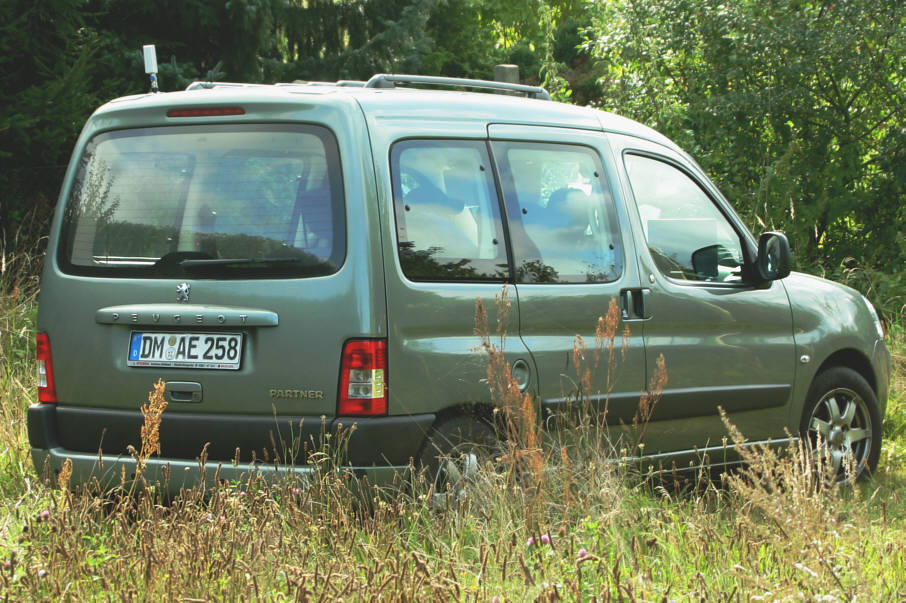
390, 140, 508, 281
59, 124, 345, 278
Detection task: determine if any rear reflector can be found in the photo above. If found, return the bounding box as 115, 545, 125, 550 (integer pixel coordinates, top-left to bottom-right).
166, 107, 245, 118
36, 333, 57, 403
338, 339, 387, 416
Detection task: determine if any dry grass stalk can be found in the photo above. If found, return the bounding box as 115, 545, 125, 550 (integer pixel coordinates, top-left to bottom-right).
136, 379, 168, 476
56, 458, 72, 491
559, 445, 572, 514
596, 297, 629, 372
632, 353, 667, 444
475, 288, 546, 525
474, 290, 522, 422
568, 298, 629, 427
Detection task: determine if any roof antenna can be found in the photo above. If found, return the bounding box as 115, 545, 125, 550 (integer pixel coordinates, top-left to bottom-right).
143, 44, 160, 93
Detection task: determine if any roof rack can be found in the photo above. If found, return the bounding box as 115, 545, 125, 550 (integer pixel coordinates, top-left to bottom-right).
182, 74, 550, 100
364, 74, 551, 100
275, 80, 366, 88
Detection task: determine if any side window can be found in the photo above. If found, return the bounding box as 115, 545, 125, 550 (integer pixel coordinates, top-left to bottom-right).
624, 154, 744, 283
492, 141, 623, 284
391, 140, 507, 281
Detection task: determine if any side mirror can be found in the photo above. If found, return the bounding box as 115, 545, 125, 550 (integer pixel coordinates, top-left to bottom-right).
692, 244, 740, 281
756, 232, 791, 281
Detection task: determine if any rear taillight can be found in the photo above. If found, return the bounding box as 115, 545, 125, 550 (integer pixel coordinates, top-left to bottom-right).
36, 333, 57, 403
338, 339, 387, 416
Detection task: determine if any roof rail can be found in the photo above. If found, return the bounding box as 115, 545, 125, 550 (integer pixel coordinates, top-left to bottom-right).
364, 74, 551, 100
276, 80, 367, 88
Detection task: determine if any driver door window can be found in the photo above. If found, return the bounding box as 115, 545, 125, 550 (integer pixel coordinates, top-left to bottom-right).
624, 154, 744, 283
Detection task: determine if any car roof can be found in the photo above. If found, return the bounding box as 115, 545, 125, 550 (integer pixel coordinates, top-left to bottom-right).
93, 81, 681, 152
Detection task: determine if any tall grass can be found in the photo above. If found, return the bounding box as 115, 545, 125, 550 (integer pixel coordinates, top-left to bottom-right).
0, 216, 43, 499
880, 320, 906, 485
1, 259, 905, 598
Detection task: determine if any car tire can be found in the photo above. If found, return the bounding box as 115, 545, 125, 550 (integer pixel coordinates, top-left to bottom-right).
800, 366, 882, 482
418, 414, 500, 506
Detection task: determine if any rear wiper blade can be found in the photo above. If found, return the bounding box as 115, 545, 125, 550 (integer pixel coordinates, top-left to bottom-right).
179, 257, 304, 268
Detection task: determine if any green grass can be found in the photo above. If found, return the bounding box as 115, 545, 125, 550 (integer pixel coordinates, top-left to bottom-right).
2, 280, 906, 599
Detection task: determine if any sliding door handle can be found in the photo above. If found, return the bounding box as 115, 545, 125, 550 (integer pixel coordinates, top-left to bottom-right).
620, 288, 651, 320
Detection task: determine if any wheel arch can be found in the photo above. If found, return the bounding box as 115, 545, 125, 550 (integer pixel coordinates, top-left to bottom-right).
429, 402, 498, 432
800, 363, 883, 481
814, 348, 877, 396
415, 402, 499, 461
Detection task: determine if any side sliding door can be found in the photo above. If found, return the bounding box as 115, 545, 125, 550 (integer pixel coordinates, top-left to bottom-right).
488, 124, 648, 431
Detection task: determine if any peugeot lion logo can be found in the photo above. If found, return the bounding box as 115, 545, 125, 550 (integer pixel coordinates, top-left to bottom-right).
176, 282, 190, 303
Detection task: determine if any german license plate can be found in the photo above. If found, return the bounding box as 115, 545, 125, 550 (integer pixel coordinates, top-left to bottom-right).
127, 332, 242, 370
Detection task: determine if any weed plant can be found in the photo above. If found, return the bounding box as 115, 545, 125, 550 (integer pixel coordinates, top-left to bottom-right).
1, 271, 905, 598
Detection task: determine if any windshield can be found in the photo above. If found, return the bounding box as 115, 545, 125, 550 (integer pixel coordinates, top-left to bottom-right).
60, 124, 345, 278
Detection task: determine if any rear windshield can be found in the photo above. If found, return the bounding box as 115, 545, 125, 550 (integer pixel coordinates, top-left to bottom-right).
59, 124, 345, 278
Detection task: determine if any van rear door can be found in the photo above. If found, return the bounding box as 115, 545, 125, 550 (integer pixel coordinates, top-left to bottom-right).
41, 118, 381, 464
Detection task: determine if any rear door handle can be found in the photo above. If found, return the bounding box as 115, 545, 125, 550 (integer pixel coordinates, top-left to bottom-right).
620, 288, 651, 320
164, 381, 203, 403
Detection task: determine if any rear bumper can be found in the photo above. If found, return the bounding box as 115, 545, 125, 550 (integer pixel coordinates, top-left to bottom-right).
28, 403, 435, 494
29, 447, 411, 497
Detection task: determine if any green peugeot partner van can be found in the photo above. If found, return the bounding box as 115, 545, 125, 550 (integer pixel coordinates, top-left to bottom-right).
28, 73, 890, 493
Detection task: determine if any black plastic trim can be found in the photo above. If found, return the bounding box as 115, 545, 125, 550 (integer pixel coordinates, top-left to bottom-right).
332, 414, 436, 465
27, 403, 58, 450
542, 384, 790, 424
32, 405, 434, 467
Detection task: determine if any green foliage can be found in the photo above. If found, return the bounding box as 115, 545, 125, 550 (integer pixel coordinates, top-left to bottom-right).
0, 1, 97, 237
584, 0, 906, 316
421, 0, 502, 78
261, 0, 442, 81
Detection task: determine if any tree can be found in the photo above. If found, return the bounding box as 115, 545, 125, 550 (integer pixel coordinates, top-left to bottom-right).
584, 0, 906, 312
0, 0, 98, 237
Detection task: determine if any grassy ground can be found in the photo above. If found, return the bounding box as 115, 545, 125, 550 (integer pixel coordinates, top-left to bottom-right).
1, 274, 905, 600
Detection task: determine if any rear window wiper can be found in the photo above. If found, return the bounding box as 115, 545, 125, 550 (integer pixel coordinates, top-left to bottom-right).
179, 257, 305, 268
151, 251, 335, 276
178, 256, 337, 277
